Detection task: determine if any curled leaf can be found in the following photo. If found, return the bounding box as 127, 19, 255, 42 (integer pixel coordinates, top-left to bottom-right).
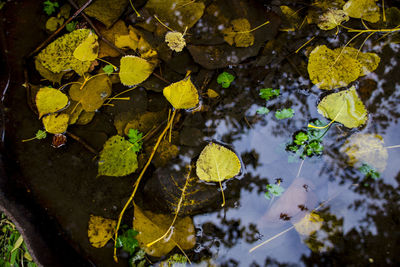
36, 87, 69, 118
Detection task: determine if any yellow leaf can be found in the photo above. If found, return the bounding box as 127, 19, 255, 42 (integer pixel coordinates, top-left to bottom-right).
34, 58, 65, 84
343, 0, 380, 23
119, 56, 154, 86
45, 17, 64, 32
73, 32, 99, 61
133, 203, 196, 257
163, 76, 199, 109
115, 34, 138, 50
318, 9, 349, 30
222, 18, 255, 48
36, 87, 69, 118
340, 133, 388, 172
165, 31, 186, 52
88, 215, 116, 248
69, 75, 112, 112
340, 47, 381, 76
280, 5, 302, 29
206, 89, 219, 98
98, 20, 129, 58
196, 143, 241, 182
42, 113, 70, 134
317, 86, 367, 128
294, 212, 323, 236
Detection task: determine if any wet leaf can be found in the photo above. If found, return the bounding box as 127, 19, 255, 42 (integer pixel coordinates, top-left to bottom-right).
163, 76, 199, 109
265, 184, 285, 200
73, 32, 99, 61
275, 108, 294, 119
124, 111, 166, 136
340, 47, 381, 76
76, 110, 96, 125
98, 20, 129, 58
257, 107, 270, 115
206, 89, 219, 98
318, 9, 349, 30
98, 135, 138, 177
165, 31, 186, 52
37, 29, 95, 75
145, 139, 179, 168
119, 56, 154, 86
116, 229, 139, 255
35, 130, 47, 140
77, 0, 128, 28
69, 75, 112, 112
317, 86, 367, 128
280, 5, 302, 29
343, 0, 380, 23
359, 163, 380, 179
259, 88, 280, 101
87, 215, 116, 248
196, 143, 241, 182
294, 212, 323, 236
36, 87, 69, 118
45, 17, 64, 32
34, 58, 65, 83
102, 64, 114, 75
42, 113, 69, 134
341, 133, 388, 172
133, 203, 196, 257
222, 18, 255, 48
217, 72, 235, 88
127, 129, 143, 153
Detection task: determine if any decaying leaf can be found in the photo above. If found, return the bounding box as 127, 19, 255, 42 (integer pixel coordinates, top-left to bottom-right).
37, 29, 95, 75
124, 111, 166, 136
76, 110, 96, 125
222, 18, 255, 48
69, 75, 112, 112
145, 139, 179, 168
42, 113, 70, 134
318, 9, 349, 30
77, 0, 128, 28
34, 58, 65, 83
119, 56, 154, 86
294, 212, 323, 236
196, 143, 241, 182
317, 86, 367, 128
98, 135, 139, 177
165, 31, 186, 52
45, 17, 64, 32
98, 20, 129, 58
307, 45, 380, 90
163, 76, 199, 109
88, 215, 116, 248
340, 133, 388, 172
343, 0, 380, 23
73, 32, 99, 61
36, 87, 69, 118
133, 203, 196, 257
280, 5, 302, 29
145, 0, 205, 32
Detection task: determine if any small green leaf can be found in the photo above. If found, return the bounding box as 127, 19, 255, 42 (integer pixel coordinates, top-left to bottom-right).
35, 130, 47, 140
294, 132, 308, 145
127, 129, 143, 153
259, 88, 280, 101
305, 140, 324, 156
265, 184, 285, 199
287, 144, 299, 152
66, 21, 78, 32
217, 72, 235, 88
43, 0, 59, 15
116, 229, 139, 255
359, 163, 380, 179
275, 108, 294, 119
102, 64, 115, 75
256, 107, 270, 115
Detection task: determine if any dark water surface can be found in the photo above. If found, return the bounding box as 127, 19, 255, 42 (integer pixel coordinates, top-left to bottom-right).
2, 0, 400, 266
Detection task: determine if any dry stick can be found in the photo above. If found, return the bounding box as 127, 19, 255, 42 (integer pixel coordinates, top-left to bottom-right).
28, 0, 93, 58
66, 131, 98, 154
113, 110, 177, 262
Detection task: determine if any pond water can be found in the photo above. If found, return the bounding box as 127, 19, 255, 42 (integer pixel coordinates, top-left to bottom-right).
2, 0, 400, 266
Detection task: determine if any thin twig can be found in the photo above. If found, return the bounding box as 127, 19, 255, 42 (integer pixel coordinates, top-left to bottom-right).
66, 131, 98, 154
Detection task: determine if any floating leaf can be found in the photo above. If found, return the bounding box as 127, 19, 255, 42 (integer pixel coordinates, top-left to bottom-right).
88, 215, 116, 248
42, 113, 69, 134
37, 29, 95, 75
36, 87, 69, 118
163, 76, 199, 109
133, 203, 196, 257
69, 75, 112, 112
275, 108, 294, 119
257, 107, 270, 115
222, 18, 255, 48
317, 86, 367, 128
318, 9, 349, 30
359, 163, 380, 179
340, 133, 388, 172
217, 72, 235, 88
196, 143, 241, 183
343, 0, 380, 23
73, 32, 99, 61
265, 184, 285, 200
98, 135, 138, 177
294, 212, 323, 236
119, 56, 154, 86
77, 0, 128, 28
259, 88, 280, 101
35, 130, 47, 139
340, 47, 381, 76
165, 31, 186, 52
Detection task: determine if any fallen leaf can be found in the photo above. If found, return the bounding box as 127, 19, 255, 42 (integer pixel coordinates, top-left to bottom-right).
34, 58, 65, 83
77, 0, 128, 28
318, 9, 349, 30
340, 133, 388, 172
163, 76, 199, 109
73, 31, 99, 61
119, 56, 154, 86
42, 113, 70, 134
88, 215, 116, 248
343, 0, 380, 23
124, 111, 166, 136
317, 86, 367, 128
69, 75, 112, 112
133, 203, 196, 257
98, 135, 138, 177
45, 17, 64, 32
165, 31, 186, 52
294, 212, 323, 236
98, 20, 129, 58
145, 139, 179, 168
340, 47, 381, 76
76, 110, 96, 125
222, 18, 255, 48
196, 143, 241, 182
36, 87, 69, 118
206, 89, 219, 98
280, 5, 302, 29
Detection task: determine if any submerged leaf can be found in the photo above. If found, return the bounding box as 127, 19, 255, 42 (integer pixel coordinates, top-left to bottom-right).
88, 215, 116, 248
163, 76, 199, 109
73, 32, 99, 61
275, 108, 294, 119
119, 56, 154, 86
196, 143, 241, 182
42, 113, 69, 134
36, 87, 69, 118
98, 135, 138, 177
341, 133, 388, 172
165, 31, 186, 52
343, 0, 380, 23
222, 18, 255, 48
317, 86, 367, 128
294, 212, 323, 236
133, 203, 196, 257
